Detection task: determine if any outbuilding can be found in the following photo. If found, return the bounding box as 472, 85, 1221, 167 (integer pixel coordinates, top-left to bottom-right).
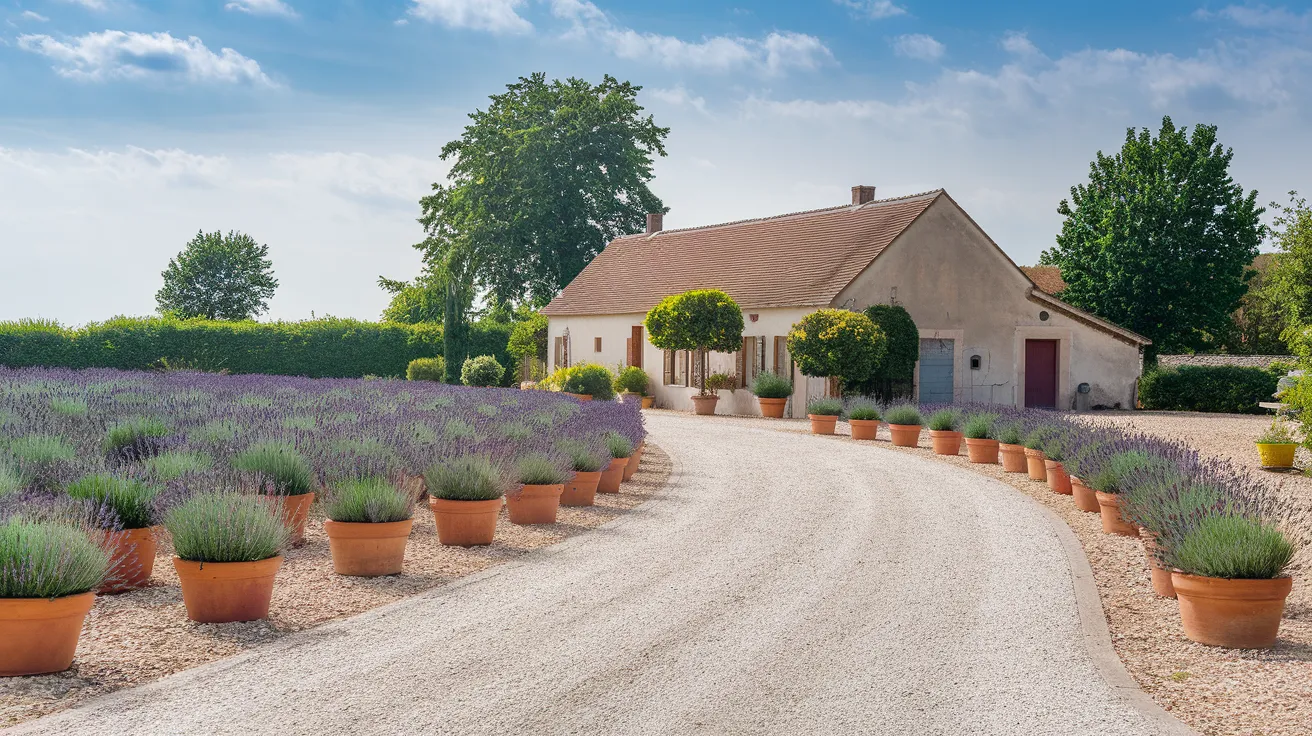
541, 186, 1149, 417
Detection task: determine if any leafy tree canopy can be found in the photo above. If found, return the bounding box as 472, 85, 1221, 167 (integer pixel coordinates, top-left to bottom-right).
1262, 193, 1312, 345
507, 311, 548, 361
416, 73, 669, 309
1040, 116, 1265, 358
786, 309, 887, 385
156, 230, 278, 321
644, 289, 744, 354
378, 275, 445, 324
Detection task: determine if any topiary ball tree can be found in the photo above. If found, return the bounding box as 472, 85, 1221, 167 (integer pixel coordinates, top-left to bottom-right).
786, 309, 887, 392
644, 289, 744, 393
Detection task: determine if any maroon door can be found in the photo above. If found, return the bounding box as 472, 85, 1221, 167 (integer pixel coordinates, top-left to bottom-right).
1024, 340, 1059, 408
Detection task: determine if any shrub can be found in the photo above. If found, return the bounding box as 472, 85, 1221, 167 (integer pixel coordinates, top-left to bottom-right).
104, 417, 169, 463
847, 304, 918, 399
847, 401, 880, 421
507, 312, 548, 362
644, 289, 744, 356
613, 366, 651, 396
10, 434, 76, 464
65, 474, 161, 529
927, 409, 960, 432
1087, 450, 1164, 494
406, 357, 445, 382
517, 454, 570, 486
884, 404, 922, 426
1041, 429, 1073, 462
461, 355, 505, 387
604, 431, 634, 459
996, 423, 1023, 445
786, 309, 886, 387
165, 492, 289, 563
424, 456, 505, 501
752, 371, 792, 399
962, 413, 997, 440
0, 518, 109, 598
1257, 421, 1297, 445
705, 373, 737, 393
323, 477, 415, 524
1138, 365, 1279, 414
233, 442, 315, 496
1171, 515, 1294, 579
143, 450, 213, 481
558, 440, 603, 473
1023, 425, 1056, 450
561, 363, 615, 400
806, 398, 843, 416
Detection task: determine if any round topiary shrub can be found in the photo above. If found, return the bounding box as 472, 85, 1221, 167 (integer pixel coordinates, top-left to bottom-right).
562, 363, 616, 400
461, 355, 505, 387
785, 309, 887, 388
645, 289, 744, 391
613, 366, 651, 396
406, 357, 445, 382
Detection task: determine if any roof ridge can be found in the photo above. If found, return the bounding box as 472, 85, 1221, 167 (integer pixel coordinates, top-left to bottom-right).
625, 189, 945, 240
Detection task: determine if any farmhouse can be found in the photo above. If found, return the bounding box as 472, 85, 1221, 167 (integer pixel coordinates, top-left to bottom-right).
541, 186, 1150, 417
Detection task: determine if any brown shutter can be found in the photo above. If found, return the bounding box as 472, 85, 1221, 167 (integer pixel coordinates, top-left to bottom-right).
663, 350, 674, 385
631, 326, 644, 369
737, 338, 748, 388
773, 336, 786, 374
625, 337, 633, 366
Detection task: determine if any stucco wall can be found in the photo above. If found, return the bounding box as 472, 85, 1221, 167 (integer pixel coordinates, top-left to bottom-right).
832, 196, 1144, 409
546, 308, 825, 417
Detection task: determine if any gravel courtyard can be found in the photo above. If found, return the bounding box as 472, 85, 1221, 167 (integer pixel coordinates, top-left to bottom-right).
10, 412, 1182, 736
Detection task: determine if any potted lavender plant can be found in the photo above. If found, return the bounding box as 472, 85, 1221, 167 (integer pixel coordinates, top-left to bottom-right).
233, 441, 317, 545
65, 473, 162, 593
424, 456, 505, 547
322, 477, 416, 577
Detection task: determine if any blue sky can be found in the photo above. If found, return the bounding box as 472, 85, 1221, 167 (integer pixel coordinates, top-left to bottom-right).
3, 0, 1311, 324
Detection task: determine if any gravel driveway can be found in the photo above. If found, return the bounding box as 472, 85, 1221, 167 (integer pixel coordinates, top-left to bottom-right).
12, 413, 1185, 736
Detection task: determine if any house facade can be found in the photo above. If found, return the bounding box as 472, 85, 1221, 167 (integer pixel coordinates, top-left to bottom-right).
541, 187, 1149, 417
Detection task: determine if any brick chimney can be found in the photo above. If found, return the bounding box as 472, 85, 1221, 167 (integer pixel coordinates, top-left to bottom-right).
646, 212, 664, 234
851, 185, 877, 205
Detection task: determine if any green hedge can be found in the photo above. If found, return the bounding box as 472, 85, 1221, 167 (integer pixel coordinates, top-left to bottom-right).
1138, 365, 1280, 414
0, 316, 513, 381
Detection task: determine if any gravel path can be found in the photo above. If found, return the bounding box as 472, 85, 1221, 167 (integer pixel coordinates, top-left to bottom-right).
11, 413, 1183, 736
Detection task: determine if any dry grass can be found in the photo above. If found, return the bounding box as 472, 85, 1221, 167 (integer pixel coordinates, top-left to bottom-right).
0, 444, 671, 727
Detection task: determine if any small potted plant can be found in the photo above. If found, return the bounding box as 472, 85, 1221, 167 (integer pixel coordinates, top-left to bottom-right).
1022, 427, 1051, 481
996, 423, 1026, 472
166, 492, 290, 623
1041, 432, 1073, 495
806, 398, 843, 435
424, 456, 506, 547
558, 440, 604, 507
322, 477, 416, 577
927, 409, 962, 455
65, 473, 162, 593
1086, 450, 1156, 537
1066, 443, 1105, 514
696, 373, 738, 416
884, 404, 922, 447
233, 441, 317, 546
614, 366, 654, 409
598, 432, 633, 494
1255, 420, 1297, 469
506, 454, 569, 525
752, 371, 793, 418
962, 413, 999, 464
0, 518, 109, 676
847, 401, 881, 441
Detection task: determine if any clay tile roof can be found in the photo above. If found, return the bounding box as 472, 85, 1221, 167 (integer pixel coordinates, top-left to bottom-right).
541, 190, 944, 316
1020, 266, 1066, 296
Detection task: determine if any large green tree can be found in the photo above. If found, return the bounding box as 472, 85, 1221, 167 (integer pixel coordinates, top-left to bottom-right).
377, 274, 445, 324
416, 73, 669, 309
1040, 117, 1264, 359
1262, 193, 1312, 345
156, 230, 278, 321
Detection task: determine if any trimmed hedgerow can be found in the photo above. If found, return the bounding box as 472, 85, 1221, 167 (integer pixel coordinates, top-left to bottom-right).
1138, 365, 1280, 415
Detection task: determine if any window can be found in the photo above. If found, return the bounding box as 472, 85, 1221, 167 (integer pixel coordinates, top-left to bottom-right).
594, 337, 602, 352
553, 336, 570, 370
664, 350, 690, 386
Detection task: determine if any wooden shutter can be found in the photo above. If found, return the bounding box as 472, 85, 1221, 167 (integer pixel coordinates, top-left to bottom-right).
663, 350, 675, 385
736, 338, 749, 389
773, 336, 786, 374
553, 337, 564, 370
630, 326, 644, 369
625, 338, 633, 366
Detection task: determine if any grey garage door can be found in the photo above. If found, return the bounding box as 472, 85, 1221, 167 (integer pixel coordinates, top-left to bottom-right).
919, 338, 955, 404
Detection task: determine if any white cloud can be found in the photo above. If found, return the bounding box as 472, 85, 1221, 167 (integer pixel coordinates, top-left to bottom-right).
1001, 31, 1039, 57
225, 0, 299, 18
834, 0, 906, 19
20, 10, 50, 21
1196, 4, 1312, 30
16, 31, 274, 86
407, 0, 532, 34
892, 33, 944, 61
648, 86, 708, 115
551, 0, 832, 74
55, 0, 107, 8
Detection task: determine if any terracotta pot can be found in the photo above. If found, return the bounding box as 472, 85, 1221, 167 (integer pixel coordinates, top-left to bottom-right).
506, 484, 564, 525
561, 471, 601, 506
1256, 442, 1296, 469
622, 441, 644, 482
888, 424, 921, 447
262, 492, 315, 546
849, 419, 879, 441
323, 519, 413, 577
564, 392, 593, 402
758, 397, 788, 418
0, 592, 96, 676
430, 497, 502, 547
1024, 448, 1047, 481
598, 457, 629, 493
965, 438, 1000, 464
929, 430, 961, 455
691, 394, 719, 416
1044, 460, 1072, 495
1172, 573, 1292, 649
809, 414, 839, 435
1140, 532, 1176, 599
1070, 476, 1100, 513
640, 396, 655, 409
100, 525, 160, 594
1094, 491, 1140, 537
998, 443, 1027, 472
173, 556, 282, 623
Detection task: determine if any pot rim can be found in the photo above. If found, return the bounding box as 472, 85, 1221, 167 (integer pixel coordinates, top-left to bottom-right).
0, 590, 96, 620
429, 497, 504, 511
173, 555, 283, 579
323, 518, 415, 538
808, 414, 839, 420
1170, 572, 1294, 599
